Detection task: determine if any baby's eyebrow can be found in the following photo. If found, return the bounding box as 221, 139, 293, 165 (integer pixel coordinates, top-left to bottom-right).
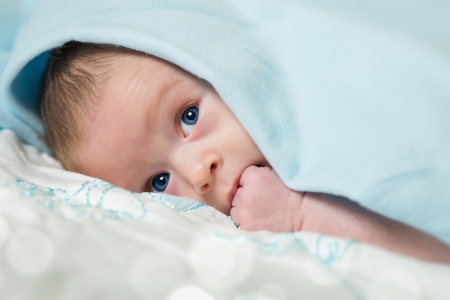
142, 77, 185, 125
163, 77, 187, 98
145, 77, 186, 114
134, 75, 184, 124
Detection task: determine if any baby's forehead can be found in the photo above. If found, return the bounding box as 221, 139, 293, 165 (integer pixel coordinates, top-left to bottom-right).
96, 52, 167, 91
91, 50, 212, 118
112, 51, 177, 73
91, 51, 193, 108
106, 51, 203, 91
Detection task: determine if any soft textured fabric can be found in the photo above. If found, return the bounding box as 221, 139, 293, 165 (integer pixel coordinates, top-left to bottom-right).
1, 0, 450, 242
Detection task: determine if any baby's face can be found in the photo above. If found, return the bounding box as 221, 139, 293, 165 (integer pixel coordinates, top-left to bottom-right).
76, 52, 269, 215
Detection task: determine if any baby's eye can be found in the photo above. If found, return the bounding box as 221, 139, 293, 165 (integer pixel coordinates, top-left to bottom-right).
180, 106, 199, 135
150, 173, 170, 192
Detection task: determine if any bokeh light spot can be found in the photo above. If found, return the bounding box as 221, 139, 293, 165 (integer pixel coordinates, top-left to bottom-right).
189, 238, 236, 281
169, 286, 215, 300
6, 229, 54, 275
0, 216, 10, 248
366, 269, 420, 300
258, 284, 287, 300
129, 253, 185, 299
0, 268, 4, 291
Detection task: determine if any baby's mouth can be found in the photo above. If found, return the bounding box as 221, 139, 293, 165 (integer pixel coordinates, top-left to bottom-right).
229, 172, 244, 207
229, 180, 239, 206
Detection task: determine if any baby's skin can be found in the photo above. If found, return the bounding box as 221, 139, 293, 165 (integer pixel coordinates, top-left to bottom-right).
71, 50, 450, 264
233, 166, 450, 264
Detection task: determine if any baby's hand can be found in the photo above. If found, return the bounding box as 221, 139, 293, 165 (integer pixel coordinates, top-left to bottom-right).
230, 166, 304, 232
230, 167, 450, 264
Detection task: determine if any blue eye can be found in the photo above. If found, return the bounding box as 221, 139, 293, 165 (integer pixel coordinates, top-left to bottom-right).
181, 106, 198, 135
151, 173, 170, 192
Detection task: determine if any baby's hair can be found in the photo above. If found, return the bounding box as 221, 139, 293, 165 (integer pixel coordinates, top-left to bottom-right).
40, 41, 137, 170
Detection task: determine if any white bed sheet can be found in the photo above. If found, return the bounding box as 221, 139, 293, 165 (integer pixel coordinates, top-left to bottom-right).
0, 128, 449, 300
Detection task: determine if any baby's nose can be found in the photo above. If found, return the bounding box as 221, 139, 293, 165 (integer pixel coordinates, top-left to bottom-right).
190, 154, 220, 194
175, 148, 221, 194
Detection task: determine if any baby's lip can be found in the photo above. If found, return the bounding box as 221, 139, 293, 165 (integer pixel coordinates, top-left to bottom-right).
228, 173, 242, 206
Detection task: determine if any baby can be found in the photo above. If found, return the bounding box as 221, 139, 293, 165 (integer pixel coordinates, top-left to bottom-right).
41, 41, 450, 264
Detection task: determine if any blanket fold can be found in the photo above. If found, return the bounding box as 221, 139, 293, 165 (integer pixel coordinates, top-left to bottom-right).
1, 0, 450, 242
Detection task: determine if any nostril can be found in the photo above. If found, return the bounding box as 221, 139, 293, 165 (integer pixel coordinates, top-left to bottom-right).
201, 183, 209, 193
210, 162, 217, 173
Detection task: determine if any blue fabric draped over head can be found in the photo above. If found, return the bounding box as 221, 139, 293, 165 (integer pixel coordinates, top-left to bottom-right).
1, 0, 450, 242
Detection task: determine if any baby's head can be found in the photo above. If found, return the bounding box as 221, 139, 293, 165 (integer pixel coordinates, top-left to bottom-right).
41, 41, 269, 214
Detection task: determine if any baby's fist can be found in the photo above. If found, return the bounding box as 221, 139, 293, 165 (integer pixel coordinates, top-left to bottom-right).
230, 166, 304, 232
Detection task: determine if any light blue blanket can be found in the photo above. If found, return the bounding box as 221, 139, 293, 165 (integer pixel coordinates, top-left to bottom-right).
1, 0, 450, 243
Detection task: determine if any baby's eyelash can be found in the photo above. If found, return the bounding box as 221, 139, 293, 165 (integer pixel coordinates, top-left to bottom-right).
144, 180, 152, 193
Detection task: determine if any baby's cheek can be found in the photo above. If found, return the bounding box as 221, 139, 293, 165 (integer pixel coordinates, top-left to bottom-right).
163, 179, 182, 198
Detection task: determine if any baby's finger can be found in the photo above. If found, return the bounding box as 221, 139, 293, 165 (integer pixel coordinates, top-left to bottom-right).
231, 186, 244, 207
239, 165, 260, 186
